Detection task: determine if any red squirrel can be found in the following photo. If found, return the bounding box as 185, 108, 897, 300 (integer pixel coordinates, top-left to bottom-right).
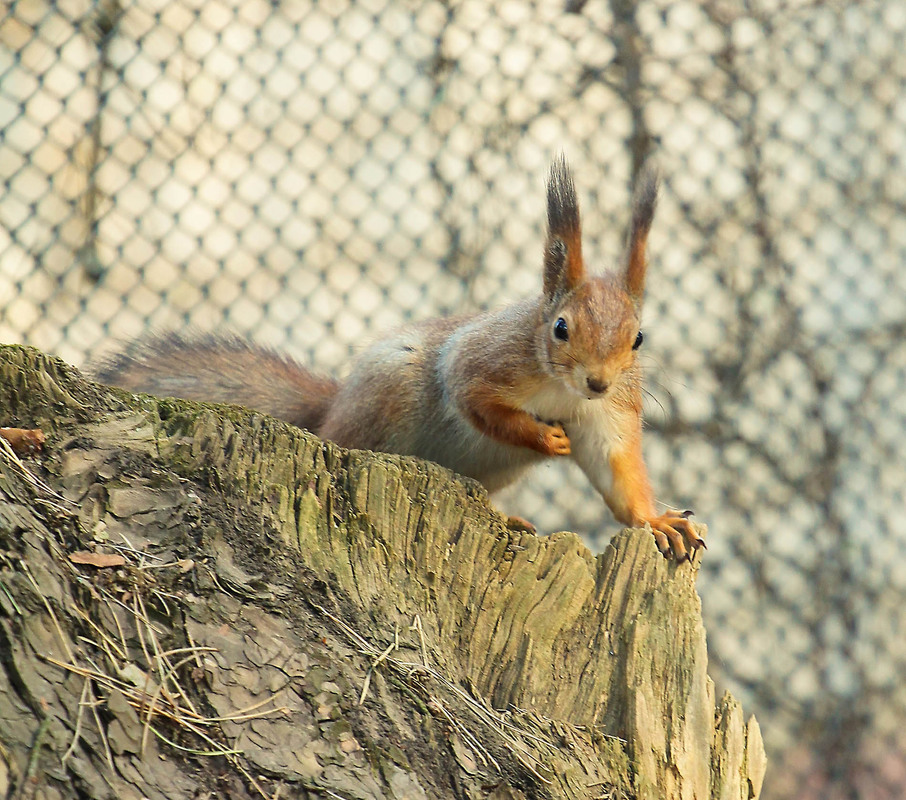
95, 157, 704, 560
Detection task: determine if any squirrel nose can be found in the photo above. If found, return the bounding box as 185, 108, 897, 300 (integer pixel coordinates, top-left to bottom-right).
586, 377, 609, 395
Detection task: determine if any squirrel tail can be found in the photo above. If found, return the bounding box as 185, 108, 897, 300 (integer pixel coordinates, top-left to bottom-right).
92, 332, 340, 432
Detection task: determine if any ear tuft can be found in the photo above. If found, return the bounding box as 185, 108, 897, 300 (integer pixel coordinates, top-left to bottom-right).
625, 163, 659, 303
631, 163, 659, 239
547, 155, 580, 240
544, 155, 584, 299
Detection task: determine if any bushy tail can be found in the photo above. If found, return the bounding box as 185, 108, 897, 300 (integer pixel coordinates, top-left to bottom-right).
92, 332, 340, 432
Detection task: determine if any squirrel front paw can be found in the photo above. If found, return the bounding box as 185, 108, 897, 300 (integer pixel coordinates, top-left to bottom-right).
539, 422, 571, 456
645, 510, 706, 562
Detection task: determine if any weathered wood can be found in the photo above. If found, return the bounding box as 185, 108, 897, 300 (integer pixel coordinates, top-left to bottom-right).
0, 344, 765, 799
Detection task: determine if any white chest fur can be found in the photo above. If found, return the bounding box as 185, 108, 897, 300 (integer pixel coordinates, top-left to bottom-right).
521, 381, 585, 423
523, 383, 626, 501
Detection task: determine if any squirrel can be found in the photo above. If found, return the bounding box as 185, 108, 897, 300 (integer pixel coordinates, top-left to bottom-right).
94, 157, 704, 561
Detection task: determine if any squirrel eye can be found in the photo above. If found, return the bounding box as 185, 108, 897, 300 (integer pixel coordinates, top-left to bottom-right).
553, 317, 569, 341
633, 331, 644, 350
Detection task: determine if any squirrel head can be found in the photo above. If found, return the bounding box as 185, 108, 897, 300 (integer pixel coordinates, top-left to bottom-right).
539, 156, 657, 400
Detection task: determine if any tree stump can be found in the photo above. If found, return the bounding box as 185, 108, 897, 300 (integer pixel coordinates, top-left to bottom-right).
0, 344, 765, 799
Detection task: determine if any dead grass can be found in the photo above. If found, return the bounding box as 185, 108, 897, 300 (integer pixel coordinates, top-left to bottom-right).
2, 440, 289, 799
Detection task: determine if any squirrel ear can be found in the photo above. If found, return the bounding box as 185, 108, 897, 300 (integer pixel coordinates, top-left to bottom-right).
543, 155, 584, 301
624, 163, 659, 305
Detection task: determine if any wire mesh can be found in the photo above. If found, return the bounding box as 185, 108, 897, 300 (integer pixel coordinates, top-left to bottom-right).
2, 1, 906, 796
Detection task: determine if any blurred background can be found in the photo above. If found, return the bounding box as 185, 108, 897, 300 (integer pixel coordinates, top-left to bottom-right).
2, 0, 904, 796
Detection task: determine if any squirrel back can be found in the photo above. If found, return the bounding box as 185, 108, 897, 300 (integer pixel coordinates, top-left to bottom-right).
93, 332, 340, 432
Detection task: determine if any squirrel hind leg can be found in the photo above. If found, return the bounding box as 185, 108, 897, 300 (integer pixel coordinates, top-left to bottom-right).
504, 515, 536, 534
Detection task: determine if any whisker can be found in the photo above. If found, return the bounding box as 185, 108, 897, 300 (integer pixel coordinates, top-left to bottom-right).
642, 387, 669, 423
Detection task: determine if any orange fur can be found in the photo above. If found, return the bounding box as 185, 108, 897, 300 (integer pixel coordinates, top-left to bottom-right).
608, 430, 656, 527
626, 231, 647, 301
560, 228, 584, 292
608, 423, 702, 562
464, 384, 570, 456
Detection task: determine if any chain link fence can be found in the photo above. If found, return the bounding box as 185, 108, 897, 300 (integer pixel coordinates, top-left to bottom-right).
3, 0, 905, 796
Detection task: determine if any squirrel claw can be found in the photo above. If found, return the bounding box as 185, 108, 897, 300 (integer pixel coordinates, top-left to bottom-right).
645, 511, 705, 563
